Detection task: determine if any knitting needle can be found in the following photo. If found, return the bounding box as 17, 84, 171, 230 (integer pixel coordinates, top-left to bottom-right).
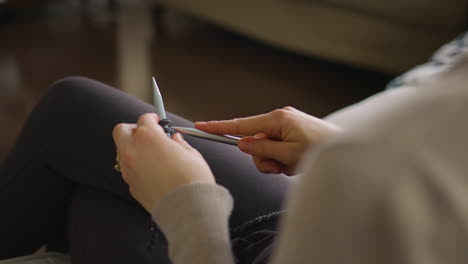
172, 127, 240, 146
152, 77, 168, 120
152, 77, 172, 137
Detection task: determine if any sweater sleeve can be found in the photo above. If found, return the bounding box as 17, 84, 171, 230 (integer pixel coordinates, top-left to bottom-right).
151, 182, 236, 264
269, 144, 400, 264
270, 142, 468, 264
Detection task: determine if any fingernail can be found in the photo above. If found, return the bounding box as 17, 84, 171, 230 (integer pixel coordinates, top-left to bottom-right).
176, 133, 184, 141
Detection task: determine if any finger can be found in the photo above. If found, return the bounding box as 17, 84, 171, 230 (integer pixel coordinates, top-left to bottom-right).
282, 166, 295, 176
239, 137, 302, 167
282, 106, 301, 114
252, 156, 282, 174
195, 113, 276, 136
172, 133, 192, 150
113, 124, 137, 175
136, 113, 160, 128
135, 113, 168, 141
112, 123, 137, 149
120, 168, 131, 184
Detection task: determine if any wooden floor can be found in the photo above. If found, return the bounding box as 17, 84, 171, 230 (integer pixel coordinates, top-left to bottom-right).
0, 1, 394, 161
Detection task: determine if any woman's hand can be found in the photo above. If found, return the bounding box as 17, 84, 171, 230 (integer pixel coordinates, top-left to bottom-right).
196, 107, 342, 175
112, 113, 215, 213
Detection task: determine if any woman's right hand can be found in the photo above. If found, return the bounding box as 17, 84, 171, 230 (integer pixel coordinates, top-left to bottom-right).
195, 107, 342, 175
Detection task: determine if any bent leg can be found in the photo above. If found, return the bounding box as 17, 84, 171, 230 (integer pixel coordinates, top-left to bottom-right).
0, 159, 73, 259
68, 186, 171, 264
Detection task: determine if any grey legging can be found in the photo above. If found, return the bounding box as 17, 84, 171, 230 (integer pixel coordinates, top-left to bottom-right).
0, 77, 291, 264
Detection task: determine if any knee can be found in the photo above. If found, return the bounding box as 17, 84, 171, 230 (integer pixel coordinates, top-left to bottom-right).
46, 76, 96, 99
44, 76, 119, 108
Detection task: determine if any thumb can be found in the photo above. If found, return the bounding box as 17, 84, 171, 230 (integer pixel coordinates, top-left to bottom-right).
238, 136, 301, 167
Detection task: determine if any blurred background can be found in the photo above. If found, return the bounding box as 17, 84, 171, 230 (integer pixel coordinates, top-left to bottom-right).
1, 0, 465, 161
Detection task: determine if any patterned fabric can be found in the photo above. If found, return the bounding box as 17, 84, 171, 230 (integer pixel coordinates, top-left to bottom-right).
232, 230, 276, 264
386, 32, 468, 89
230, 211, 283, 264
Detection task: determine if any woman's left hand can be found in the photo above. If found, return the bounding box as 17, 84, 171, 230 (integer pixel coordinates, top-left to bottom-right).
112, 113, 215, 213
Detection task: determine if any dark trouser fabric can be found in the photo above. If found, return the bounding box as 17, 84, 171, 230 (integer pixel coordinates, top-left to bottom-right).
0, 77, 291, 264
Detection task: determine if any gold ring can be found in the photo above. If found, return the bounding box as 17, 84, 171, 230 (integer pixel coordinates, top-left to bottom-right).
114, 153, 121, 172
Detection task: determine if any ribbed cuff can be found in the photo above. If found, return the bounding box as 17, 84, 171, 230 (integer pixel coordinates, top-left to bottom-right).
151, 182, 235, 264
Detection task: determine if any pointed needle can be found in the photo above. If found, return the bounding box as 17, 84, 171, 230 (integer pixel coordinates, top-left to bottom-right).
152, 77, 167, 120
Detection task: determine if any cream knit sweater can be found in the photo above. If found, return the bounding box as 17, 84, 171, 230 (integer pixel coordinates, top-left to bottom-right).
151, 55, 468, 264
